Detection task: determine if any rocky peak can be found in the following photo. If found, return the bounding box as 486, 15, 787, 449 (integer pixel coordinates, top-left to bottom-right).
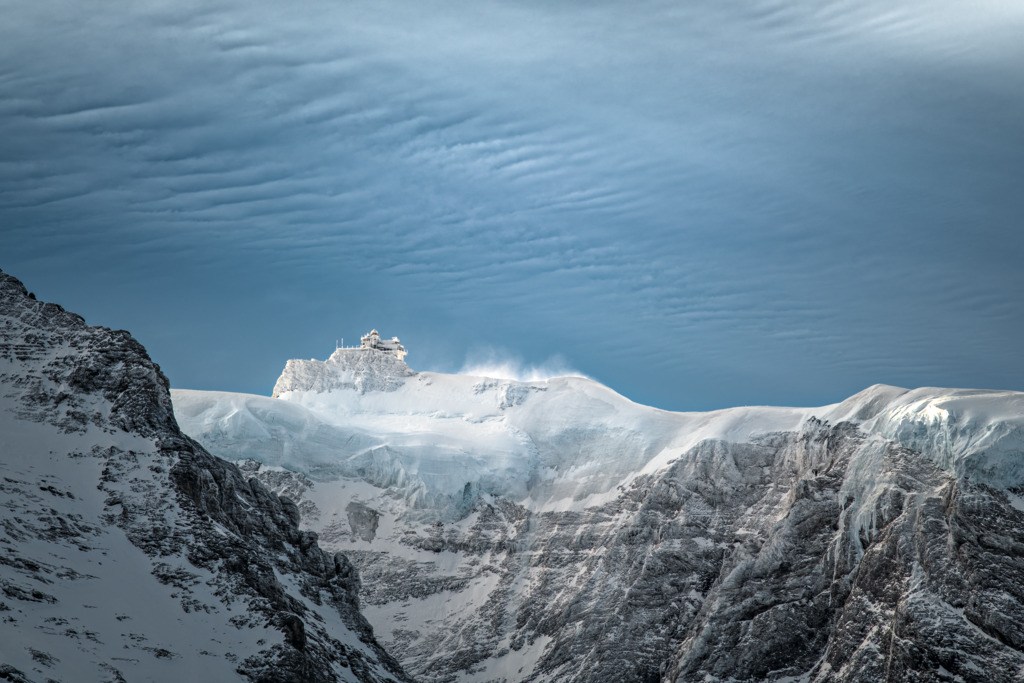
0, 268, 411, 683
0, 270, 176, 438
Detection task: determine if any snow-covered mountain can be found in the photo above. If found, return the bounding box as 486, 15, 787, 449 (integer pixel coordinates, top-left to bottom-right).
0, 270, 411, 683
174, 344, 1024, 682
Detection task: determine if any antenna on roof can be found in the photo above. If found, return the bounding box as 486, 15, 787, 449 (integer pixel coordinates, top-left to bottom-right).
336, 338, 339, 350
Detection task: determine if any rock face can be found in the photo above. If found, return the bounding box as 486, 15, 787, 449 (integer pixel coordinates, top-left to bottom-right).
175, 348, 1024, 682
273, 349, 414, 396
0, 269, 410, 683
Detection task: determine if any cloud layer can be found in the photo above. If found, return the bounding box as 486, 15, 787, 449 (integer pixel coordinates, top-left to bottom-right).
2, 0, 1023, 410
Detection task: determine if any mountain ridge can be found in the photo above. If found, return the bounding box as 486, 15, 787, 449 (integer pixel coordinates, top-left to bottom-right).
174, 346, 1024, 682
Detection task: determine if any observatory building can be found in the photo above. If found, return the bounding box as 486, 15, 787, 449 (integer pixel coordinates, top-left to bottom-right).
360, 329, 407, 361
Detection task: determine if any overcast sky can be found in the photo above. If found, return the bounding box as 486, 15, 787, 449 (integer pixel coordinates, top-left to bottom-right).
2, 0, 1023, 411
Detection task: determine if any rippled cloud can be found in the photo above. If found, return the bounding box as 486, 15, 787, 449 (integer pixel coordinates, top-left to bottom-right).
2, 0, 1023, 409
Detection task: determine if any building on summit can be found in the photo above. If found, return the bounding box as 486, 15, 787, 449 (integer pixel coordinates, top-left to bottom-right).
360, 329, 407, 361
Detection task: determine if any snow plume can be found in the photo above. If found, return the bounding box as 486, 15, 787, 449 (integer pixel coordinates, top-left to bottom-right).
459, 348, 591, 382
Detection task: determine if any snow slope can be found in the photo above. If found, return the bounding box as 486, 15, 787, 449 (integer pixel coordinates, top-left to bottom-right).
0, 411, 275, 681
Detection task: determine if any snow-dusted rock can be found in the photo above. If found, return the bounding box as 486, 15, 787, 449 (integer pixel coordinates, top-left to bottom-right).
273, 348, 415, 397
0, 270, 410, 683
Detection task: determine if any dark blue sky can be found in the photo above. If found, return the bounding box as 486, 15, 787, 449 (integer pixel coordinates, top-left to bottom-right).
3, 0, 1024, 411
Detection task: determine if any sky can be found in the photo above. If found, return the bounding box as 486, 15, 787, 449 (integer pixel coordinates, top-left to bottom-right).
2, 0, 1023, 412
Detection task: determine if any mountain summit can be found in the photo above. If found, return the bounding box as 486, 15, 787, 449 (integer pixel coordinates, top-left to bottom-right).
272, 332, 413, 397
174, 345, 1024, 682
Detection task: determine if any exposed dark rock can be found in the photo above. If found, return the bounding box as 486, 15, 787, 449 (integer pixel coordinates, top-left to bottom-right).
347, 502, 381, 543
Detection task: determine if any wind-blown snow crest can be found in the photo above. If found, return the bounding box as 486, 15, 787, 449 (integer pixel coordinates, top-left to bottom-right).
457, 349, 592, 382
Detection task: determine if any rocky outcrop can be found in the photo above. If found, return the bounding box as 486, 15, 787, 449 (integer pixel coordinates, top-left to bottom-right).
273, 348, 415, 396
0, 268, 410, 683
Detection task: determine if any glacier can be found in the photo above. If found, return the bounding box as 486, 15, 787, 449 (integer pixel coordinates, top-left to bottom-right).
173, 345, 1024, 682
